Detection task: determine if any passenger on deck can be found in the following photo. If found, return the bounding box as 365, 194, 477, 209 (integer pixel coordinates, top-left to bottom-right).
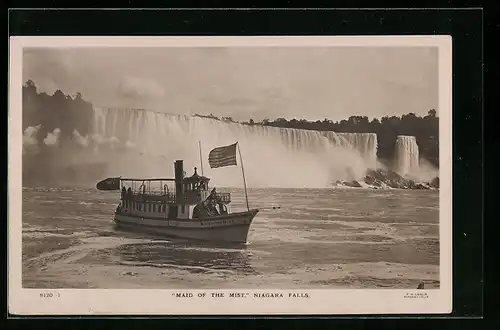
219, 203, 228, 215
210, 199, 220, 215
121, 186, 127, 199
127, 187, 132, 197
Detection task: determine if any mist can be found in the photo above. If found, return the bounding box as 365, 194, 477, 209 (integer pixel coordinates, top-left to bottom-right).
412, 158, 439, 182
89, 107, 384, 188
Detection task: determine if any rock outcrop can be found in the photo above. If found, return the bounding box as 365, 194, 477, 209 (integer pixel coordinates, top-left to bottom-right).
332, 169, 438, 190
430, 177, 440, 188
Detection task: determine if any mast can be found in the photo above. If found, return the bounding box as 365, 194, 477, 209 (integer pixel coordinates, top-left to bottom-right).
198, 141, 204, 176
236, 142, 250, 211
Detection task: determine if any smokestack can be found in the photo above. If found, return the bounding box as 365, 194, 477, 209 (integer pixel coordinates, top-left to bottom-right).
174, 160, 184, 202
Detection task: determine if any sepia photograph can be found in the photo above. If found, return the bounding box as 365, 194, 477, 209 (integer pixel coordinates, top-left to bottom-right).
9, 36, 452, 315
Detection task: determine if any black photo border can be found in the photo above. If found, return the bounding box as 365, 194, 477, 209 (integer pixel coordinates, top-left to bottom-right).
6, 6, 483, 324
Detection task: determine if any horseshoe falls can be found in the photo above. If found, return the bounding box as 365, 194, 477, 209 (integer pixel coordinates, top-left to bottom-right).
90, 107, 379, 188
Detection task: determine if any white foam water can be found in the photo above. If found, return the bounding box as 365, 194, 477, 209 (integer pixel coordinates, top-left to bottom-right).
91, 107, 379, 188
394, 135, 420, 177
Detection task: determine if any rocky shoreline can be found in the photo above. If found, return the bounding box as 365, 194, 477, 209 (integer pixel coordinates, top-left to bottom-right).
333, 169, 439, 190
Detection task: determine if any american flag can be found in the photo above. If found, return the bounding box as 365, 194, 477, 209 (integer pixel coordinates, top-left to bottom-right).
208, 142, 238, 168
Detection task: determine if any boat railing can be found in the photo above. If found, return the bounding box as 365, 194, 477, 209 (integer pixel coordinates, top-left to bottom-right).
214, 192, 231, 203
121, 190, 231, 204
122, 191, 178, 203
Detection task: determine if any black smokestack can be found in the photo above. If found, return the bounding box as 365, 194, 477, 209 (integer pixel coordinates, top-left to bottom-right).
174, 160, 184, 202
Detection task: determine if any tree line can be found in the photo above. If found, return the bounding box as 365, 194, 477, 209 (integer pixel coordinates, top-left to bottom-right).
22, 80, 95, 142
23, 80, 439, 167
196, 111, 439, 167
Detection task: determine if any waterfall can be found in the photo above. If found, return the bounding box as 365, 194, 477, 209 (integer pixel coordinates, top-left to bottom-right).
394, 135, 420, 177
336, 133, 378, 170
90, 107, 379, 188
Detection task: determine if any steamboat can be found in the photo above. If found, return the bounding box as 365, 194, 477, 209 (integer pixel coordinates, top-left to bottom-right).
96, 142, 259, 244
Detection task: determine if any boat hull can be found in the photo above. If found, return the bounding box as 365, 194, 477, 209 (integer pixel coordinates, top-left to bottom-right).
113, 209, 259, 244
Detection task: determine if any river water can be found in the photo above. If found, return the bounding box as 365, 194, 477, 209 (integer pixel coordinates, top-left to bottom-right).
22, 187, 440, 289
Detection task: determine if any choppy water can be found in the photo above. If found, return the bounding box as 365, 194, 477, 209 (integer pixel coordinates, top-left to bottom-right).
22, 187, 440, 289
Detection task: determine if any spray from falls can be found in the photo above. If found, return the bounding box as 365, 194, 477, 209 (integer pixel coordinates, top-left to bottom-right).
393, 135, 420, 178
92, 107, 380, 188
22, 125, 42, 155
333, 132, 378, 170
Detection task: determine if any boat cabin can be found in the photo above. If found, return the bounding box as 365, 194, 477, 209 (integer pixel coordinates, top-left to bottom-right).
116, 160, 231, 220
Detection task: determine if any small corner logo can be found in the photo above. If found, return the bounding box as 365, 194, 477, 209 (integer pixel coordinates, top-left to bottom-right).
404, 292, 429, 299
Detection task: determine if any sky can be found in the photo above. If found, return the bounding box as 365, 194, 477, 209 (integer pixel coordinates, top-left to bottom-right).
23, 46, 438, 122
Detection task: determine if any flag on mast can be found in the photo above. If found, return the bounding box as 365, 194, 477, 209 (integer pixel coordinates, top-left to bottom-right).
208, 142, 250, 210
208, 142, 238, 168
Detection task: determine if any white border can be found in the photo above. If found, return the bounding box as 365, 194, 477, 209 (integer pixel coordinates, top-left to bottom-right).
8, 36, 452, 315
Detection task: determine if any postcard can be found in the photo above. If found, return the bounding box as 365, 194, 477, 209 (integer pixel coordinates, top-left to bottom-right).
8, 35, 452, 315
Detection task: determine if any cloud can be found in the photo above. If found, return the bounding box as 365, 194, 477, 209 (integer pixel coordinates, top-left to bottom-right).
199, 95, 255, 107
23, 47, 438, 121
23, 48, 76, 95
117, 76, 165, 100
